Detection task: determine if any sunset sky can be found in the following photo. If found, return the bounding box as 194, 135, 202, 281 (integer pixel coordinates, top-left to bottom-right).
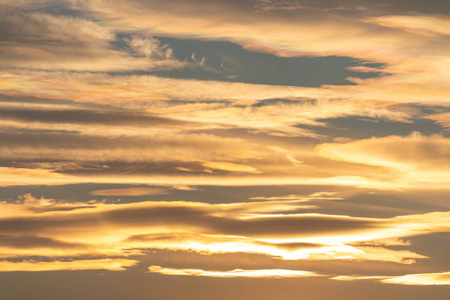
0, 0, 449, 299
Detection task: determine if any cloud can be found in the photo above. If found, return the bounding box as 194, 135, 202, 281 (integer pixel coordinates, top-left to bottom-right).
0, 130, 262, 163
59, 0, 450, 111
148, 266, 450, 284
0, 74, 416, 142
90, 187, 167, 196
125, 232, 426, 263
427, 113, 450, 129
126, 36, 175, 60
0, 201, 378, 240
0, 0, 448, 283
256, 0, 304, 11
0, 259, 137, 272
201, 161, 262, 174
332, 272, 450, 286
0, 8, 183, 71
0, 106, 199, 128
317, 133, 450, 187
366, 15, 450, 36
0, 70, 323, 104
73, 0, 448, 62
317, 133, 450, 169
147, 265, 320, 278
0, 96, 426, 201
0, 197, 447, 264
381, 272, 450, 286
331, 275, 391, 281
0, 166, 385, 188
0, 234, 89, 250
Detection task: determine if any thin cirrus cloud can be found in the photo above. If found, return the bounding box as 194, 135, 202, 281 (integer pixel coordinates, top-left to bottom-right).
365, 15, 450, 36
332, 272, 450, 286
317, 132, 450, 187
0, 7, 184, 72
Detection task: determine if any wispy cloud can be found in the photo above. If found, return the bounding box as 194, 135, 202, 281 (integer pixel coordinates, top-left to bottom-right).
332, 272, 450, 286
0, 8, 184, 72
317, 132, 450, 187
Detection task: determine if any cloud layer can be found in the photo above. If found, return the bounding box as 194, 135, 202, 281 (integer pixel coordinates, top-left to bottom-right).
0, 1, 449, 298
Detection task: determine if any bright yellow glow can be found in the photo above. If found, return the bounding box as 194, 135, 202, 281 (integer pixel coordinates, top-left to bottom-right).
381, 272, 450, 286
201, 161, 262, 173
148, 265, 320, 278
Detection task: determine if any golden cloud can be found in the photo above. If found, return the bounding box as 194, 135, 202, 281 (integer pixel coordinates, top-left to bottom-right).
147, 265, 320, 278
0, 197, 447, 266
333, 272, 450, 286
317, 133, 450, 187
381, 272, 450, 286
0, 259, 138, 272
90, 187, 167, 196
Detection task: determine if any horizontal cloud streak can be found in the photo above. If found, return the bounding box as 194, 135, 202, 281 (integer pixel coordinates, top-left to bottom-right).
381, 272, 450, 286
0, 259, 138, 272
333, 272, 450, 286
0, 198, 447, 264
147, 265, 321, 278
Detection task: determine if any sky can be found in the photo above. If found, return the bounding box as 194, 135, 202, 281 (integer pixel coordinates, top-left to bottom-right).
0, 0, 449, 299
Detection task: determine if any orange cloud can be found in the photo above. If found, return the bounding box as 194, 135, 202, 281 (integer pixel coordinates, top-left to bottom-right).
90, 187, 167, 196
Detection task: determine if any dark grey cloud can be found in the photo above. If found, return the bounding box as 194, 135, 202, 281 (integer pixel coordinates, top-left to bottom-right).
212, 214, 376, 238
0, 107, 199, 127
0, 131, 216, 151
0, 234, 89, 250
